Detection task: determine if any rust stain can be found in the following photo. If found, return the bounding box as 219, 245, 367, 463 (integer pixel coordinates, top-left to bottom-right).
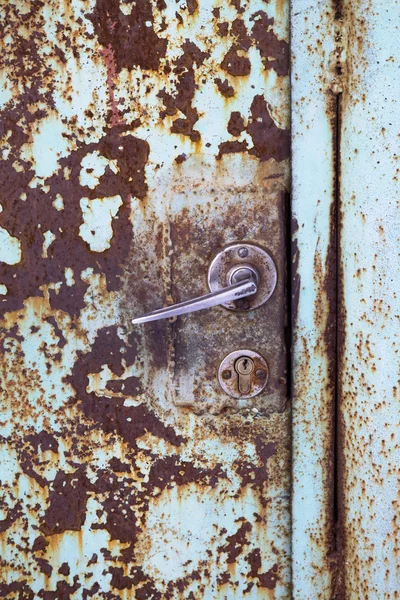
88, 0, 168, 72
158, 41, 209, 142
0, 0, 290, 595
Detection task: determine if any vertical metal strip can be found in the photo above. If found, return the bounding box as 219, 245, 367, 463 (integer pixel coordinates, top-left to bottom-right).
291, 1, 338, 596
339, 1, 400, 596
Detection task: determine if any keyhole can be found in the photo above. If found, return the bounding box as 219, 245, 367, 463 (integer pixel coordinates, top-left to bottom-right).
218, 350, 268, 399
235, 356, 254, 375
235, 356, 254, 394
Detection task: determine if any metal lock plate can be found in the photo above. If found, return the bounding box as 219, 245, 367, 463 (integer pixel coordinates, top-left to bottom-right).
156, 187, 287, 415
218, 350, 268, 399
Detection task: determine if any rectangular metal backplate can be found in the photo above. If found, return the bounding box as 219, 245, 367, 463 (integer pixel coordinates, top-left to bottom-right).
120, 159, 288, 415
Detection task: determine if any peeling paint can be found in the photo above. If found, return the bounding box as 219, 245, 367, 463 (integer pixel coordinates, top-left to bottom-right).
0, 0, 290, 596
0, 227, 22, 265
79, 195, 123, 252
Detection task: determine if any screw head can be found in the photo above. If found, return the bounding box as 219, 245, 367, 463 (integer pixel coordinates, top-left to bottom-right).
255, 368, 267, 380
235, 298, 250, 310
238, 247, 249, 258
222, 369, 232, 380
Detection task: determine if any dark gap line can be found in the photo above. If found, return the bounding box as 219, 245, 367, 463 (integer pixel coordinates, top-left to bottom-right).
331, 6, 344, 595
285, 190, 292, 403
333, 91, 342, 542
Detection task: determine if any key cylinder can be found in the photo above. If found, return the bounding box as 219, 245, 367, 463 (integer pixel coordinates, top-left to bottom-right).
235, 356, 254, 394
218, 349, 268, 399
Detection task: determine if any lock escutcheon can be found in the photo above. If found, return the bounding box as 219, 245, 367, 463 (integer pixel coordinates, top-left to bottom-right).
218, 350, 268, 399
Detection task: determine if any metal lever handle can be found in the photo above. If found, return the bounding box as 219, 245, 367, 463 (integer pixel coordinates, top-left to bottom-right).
132, 274, 257, 325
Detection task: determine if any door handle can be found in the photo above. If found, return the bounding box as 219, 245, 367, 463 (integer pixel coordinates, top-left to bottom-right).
131, 242, 277, 325
132, 271, 258, 325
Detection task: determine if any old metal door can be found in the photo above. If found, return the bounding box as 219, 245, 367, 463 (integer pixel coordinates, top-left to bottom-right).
2, 0, 398, 598
0, 0, 291, 597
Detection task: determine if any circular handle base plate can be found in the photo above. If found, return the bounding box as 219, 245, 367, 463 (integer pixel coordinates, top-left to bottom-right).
207, 242, 277, 311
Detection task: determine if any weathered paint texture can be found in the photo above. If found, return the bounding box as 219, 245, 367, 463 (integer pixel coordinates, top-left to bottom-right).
339, 0, 400, 597
292, 0, 400, 597
291, 0, 338, 597
0, 0, 290, 598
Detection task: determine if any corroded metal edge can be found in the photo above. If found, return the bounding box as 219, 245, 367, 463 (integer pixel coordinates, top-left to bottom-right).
291, 0, 340, 597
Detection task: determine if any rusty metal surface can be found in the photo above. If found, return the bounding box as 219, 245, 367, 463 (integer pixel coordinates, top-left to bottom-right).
0, 0, 290, 597
291, 0, 338, 597
338, 0, 400, 597
166, 175, 288, 414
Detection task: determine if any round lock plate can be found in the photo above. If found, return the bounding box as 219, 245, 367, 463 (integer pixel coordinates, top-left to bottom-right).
207, 242, 277, 311
218, 349, 269, 399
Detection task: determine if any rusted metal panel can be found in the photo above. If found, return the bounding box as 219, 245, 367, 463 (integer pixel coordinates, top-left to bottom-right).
0, 0, 290, 598
291, 1, 339, 597
339, 0, 400, 597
